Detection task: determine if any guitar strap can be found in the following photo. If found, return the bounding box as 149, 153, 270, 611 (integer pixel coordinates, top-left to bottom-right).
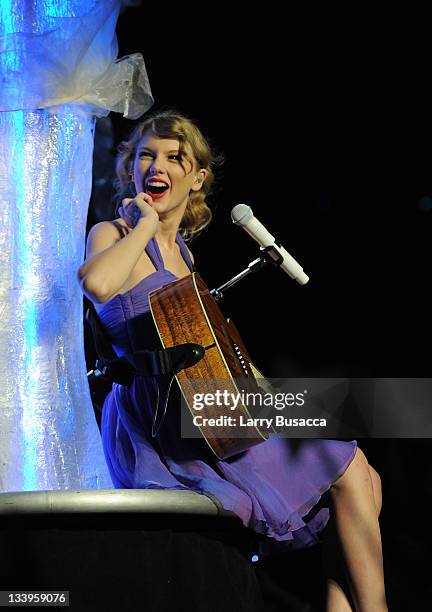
85, 300, 203, 385
85, 300, 204, 435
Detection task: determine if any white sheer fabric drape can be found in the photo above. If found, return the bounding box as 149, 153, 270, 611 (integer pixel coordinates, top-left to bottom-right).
0, 0, 152, 491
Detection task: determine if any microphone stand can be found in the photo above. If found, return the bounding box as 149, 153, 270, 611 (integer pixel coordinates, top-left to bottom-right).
210, 245, 283, 302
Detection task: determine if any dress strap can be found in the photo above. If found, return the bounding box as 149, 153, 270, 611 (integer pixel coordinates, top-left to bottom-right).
109, 220, 130, 239
108, 224, 191, 272
175, 233, 194, 272
145, 237, 164, 271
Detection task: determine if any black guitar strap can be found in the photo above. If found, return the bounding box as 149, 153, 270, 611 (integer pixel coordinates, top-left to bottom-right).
85, 300, 204, 385
85, 299, 204, 435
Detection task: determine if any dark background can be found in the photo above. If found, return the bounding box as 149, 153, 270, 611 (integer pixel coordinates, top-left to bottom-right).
85, 3, 432, 610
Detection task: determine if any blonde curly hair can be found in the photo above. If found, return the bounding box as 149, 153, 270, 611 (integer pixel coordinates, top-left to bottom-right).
113, 109, 219, 241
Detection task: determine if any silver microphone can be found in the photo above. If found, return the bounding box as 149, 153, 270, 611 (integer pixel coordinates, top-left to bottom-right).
231, 204, 309, 285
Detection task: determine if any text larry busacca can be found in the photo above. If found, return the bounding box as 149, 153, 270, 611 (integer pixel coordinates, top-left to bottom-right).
190, 390, 327, 429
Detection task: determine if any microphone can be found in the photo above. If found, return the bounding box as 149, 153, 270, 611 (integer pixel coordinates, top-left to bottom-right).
231, 204, 309, 285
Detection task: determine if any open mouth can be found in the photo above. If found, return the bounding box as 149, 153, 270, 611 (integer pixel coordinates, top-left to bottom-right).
145, 180, 170, 199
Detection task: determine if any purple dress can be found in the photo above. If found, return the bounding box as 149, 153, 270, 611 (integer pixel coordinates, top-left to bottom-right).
99, 226, 357, 550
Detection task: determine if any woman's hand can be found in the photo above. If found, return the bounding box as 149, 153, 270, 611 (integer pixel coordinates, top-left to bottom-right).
118, 192, 159, 235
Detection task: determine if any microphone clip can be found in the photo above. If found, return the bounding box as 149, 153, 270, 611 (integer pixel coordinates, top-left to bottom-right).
260, 244, 284, 268
210, 248, 275, 302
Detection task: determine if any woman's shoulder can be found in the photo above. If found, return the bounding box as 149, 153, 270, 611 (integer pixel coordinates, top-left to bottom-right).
186, 244, 194, 264
87, 217, 130, 241
85, 218, 131, 260
178, 233, 194, 264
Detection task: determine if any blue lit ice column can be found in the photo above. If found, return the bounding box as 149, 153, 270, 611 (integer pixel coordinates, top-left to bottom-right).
0, 1, 153, 491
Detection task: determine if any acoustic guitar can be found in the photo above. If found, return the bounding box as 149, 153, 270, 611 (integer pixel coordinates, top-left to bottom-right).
149, 273, 271, 460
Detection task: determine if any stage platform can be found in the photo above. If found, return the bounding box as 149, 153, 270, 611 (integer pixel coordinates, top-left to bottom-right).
0, 489, 264, 611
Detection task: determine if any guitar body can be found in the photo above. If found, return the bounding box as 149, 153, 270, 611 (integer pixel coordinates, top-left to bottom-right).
149, 273, 269, 460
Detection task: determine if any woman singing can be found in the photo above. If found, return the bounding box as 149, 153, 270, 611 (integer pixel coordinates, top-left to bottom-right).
78, 109, 388, 611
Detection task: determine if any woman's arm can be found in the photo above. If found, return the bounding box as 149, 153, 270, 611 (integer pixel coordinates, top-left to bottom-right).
78, 193, 159, 303
78, 219, 156, 304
